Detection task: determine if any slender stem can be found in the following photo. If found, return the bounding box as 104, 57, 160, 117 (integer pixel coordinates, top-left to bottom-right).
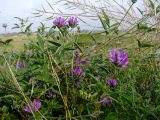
48, 52, 71, 120
117, 3, 134, 29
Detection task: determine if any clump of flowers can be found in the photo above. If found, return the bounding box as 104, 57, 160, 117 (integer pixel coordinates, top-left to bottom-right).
53, 16, 67, 28
110, 49, 128, 68
68, 16, 78, 28
24, 99, 41, 113
107, 79, 118, 87
99, 97, 112, 105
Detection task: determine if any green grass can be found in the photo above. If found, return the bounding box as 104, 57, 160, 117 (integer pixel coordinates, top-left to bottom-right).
1, 32, 159, 60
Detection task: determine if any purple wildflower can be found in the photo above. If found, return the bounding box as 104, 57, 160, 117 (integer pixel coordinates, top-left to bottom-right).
75, 57, 88, 65
72, 66, 83, 75
16, 62, 25, 69
46, 90, 56, 99
107, 79, 118, 87
53, 16, 67, 28
110, 49, 128, 68
105, 98, 113, 104
110, 49, 118, 63
24, 99, 41, 113
99, 97, 112, 105
117, 50, 129, 68
76, 56, 82, 63
68, 16, 78, 28
81, 60, 88, 65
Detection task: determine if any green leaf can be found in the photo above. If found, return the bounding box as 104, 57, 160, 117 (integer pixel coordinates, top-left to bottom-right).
131, 0, 137, 4
14, 17, 22, 21
74, 42, 83, 52
4, 39, 13, 45
25, 23, 33, 33
149, 0, 155, 9
141, 43, 153, 47
48, 46, 58, 52
37, 33, 44, 44
106, 112, 117, 120
42, 63, 49, 82
98, 14, 109, 35
12, 24, 20, 29
90, 35, 97, 43
48, 41, 61, 47
78, 104, 84, 114
156, 5, 160, 13
137, 8, 144, 15
137, 39, 153, 48
109, 22, 119, 33
137, 23, 149, 30
88, 73, 99, 81
137, 39, 141, 48
0, 39, 13, 45
102, 9, 110, 28
0, 40, 5, 44
64, 47, 75, 51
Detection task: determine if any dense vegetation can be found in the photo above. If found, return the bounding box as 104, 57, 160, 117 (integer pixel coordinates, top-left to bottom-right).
0, 0, 160, 119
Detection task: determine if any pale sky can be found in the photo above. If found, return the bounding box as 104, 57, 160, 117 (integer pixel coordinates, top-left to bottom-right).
0, 0, 101, 33
0, 0, 52, 33
0, 0, 142, 33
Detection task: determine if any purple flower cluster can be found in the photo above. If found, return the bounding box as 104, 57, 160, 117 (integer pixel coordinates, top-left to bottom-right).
72, 66, 83, 76
68, 16, 78, 28
107, 79, 118, 87
110, 49, 128, 68
99, 97, 112, 105
24, 99, 41, 113
53, 16, 78, 28
16, 62, 25, 69
53, 16, 67, 28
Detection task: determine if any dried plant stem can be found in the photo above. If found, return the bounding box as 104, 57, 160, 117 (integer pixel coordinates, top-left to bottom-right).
48, 52, 71, 120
